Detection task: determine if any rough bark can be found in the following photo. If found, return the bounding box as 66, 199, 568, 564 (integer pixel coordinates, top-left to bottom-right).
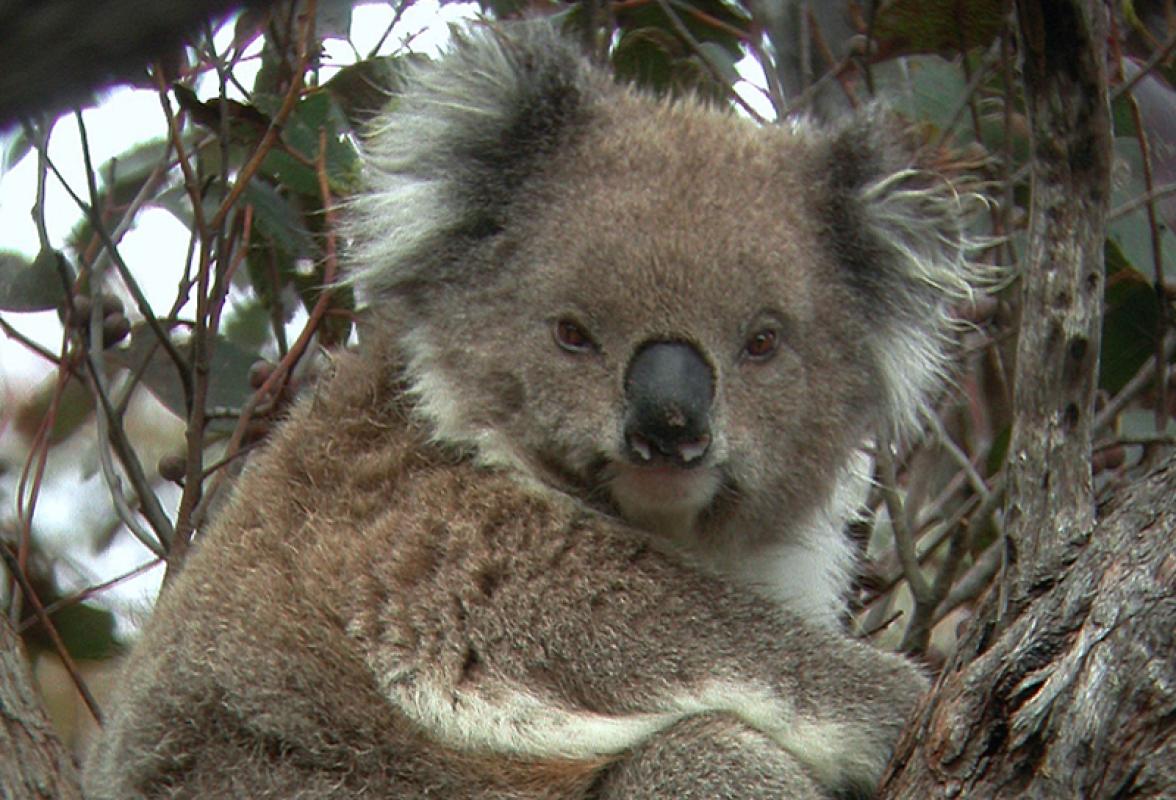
880, 455, 1176, 798
0, 615, 83, 800
879, 2, 1175, 797
1003, 0, 1112, 612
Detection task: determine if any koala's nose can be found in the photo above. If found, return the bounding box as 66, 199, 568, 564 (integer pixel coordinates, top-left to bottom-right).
623, 341, 714, 467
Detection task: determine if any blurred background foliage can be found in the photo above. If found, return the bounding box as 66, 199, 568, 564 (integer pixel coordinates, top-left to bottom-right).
0, 0, 1173, 757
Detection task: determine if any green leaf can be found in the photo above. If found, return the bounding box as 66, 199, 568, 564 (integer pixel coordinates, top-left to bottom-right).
612, 27, 679, 97
873, 56, 967, 127
696, 41, 740, 86
47, 603, 121, 660
221, 296, 275, 353
324, 54, 427, 128
611, 0, 748, 61
12, 373, 95, 444
201, 334, 268, 415
2, 128, 32, 171
1109, 138, 1176, 283
259, 149, 319, 198
985, 424, 1011, 478
260, 90, 361, 196
114, 324, 259, 420
315, 0, 354, 41
240, 179, 319, 318
610, 27, 732, 103
1111, 92, 1138, 137
173, 85, 271, 146
871, 0, 1005, 58
872, 53, 1025, 157
0, 248, 69, 311
242, 181, 317, 260
67, 136, 195, 253
1100, 239, 1162, 395
596, 0, 748, 100
151, 183, 224, 231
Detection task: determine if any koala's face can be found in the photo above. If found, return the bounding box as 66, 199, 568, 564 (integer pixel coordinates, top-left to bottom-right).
396, 103, 882, 540
351, 28, 978, 546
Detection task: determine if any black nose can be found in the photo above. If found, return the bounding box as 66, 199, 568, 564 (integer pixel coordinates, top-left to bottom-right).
623, 341, 714, 467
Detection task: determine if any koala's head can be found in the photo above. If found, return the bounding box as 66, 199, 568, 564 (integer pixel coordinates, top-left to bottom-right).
348, 24, 984, 544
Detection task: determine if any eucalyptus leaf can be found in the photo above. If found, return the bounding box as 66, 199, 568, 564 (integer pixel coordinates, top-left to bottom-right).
1101, 239, 1163, 396
260, 91, 361, 196
0, 248, 68, 311
871, 0, 1005, 57
114, 324, 260, 420
2, 127, 32, 171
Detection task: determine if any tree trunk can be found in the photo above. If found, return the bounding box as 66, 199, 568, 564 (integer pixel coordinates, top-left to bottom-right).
0, 615, 83, 800
1002, 0, 1111, 613
880, 1, 1174, 797
880, 455, 1176, 798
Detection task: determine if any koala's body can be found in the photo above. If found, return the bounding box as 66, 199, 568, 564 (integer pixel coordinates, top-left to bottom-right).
86, 24, 982, 800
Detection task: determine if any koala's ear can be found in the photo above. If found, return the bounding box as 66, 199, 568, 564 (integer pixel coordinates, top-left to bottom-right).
817, 108, 983, 309
347, 24, 603, 299
813, 108, 991, 438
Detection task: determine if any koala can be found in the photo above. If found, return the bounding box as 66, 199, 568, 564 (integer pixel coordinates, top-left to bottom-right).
85, 23, 983, 800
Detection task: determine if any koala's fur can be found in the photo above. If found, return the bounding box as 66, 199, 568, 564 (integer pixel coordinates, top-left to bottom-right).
86, 23, 984, 800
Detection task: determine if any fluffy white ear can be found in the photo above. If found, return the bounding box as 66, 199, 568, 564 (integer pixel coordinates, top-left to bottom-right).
345, 24, 605, 300
814, 109, 993, 439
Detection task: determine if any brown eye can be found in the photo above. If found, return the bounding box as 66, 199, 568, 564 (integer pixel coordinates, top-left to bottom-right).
554, 319, 595, 353
744, 329, 778, 361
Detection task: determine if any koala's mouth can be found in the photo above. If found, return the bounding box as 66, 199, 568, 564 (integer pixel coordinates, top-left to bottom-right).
606, 461, 722, 537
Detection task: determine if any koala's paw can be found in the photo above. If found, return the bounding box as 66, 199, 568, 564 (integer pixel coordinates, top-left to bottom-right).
804, 652, 929, 797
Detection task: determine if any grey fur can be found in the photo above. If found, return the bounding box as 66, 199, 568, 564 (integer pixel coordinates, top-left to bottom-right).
86, 23, 986, 799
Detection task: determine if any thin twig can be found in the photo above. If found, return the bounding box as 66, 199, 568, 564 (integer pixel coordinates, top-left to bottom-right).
172, 2, 318, 571
14, 335, 71, 589
1093, 331, 1176, 432
862, 467, 1005, 611
804, 4, 858, 108
780, 56, 857, 119
207, 7, 314, 232
83, 367, 168, 557
1125, 97, 1169, 431
931, 43, 1002, 149
933, 542, 1002, 623
744, 37, 787, 118
33, 135, 190, 382
190, 125, 342, 533
368, 0, 414, 59
877, 446, 932, 603
652, 0, 767, 123
0, 317, 60, 364
861, 608, 906, 639
1109, 181, 1176, 221
74, 110, 175, 553
198, 439, 264, 481
901, 513, 969, 654
0, 544, 103, 725
1110, 26, 1176, 102
927, 414, 991, 501
918, 476, 1008, 631
1095, 433, 1176, 449
16, 558, 163, 634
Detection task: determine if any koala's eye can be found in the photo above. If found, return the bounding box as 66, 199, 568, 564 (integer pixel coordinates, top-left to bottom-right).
743, 329, 779, 361
554, 319, 596, 354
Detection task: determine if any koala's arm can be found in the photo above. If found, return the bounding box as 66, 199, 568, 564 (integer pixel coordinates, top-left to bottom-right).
347, 465, 927, 797
594, 715, 828, 799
